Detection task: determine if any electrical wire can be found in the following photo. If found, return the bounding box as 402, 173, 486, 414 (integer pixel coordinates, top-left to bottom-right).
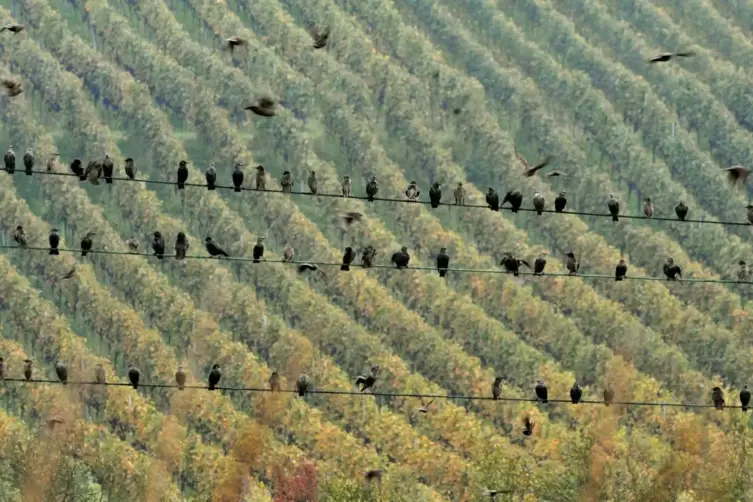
0, 244, 748, 285
6, 167, 751, 226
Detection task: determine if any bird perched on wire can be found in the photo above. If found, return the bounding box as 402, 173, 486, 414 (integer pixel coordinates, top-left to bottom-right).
454, 182, 465, 206
124, 158, 135, 180
566, 252, 580, 275
741, 385, 751, 412
283, 244, 295, 263
712, 386, 725, 410
80, 232, 95, 257
152, 231, 165, 259
0, 357, 5, 381
252, 237, 265, 263
3, 145, 15, 174
391, 247, 410, 269
486, 188, 499, 211
1, 77, 22, 97
177, 160, 188, 189
296, 373, 311, 397
84, 160, 102, 185
0, 23, 25, 34
522, 416, 534, 436
208, 364, 222, 391
307, 171, 317, 194
502, 190, 523, 213
46, 152, 59, 173
648, 50, 695, 63
500, 253, 530, 276
533, 252, 547, 275
341, 175, 352, 197
68, 158, 84, 180
738, 261, 750, 282
341, 211, 363, 227
570, 382, 582, 404
125, 237, 139, 254
269, 371, 281, 392
663, 257, 682, 281
23, 148, 33, 176
747, 205, 753, 225
128, 364, 140, 389
675, 201, 688, 221
436, 247, 450, 277
12, 226, 27, 247
49, 228, 60, 255
643, 197, 653, 219
205, 163, 217, 190
554, 191, 567, 213
224, 36, 248, 55
95, 364, 106, 384
205, 237, 229, 258
429, 182, 442, 208
23, 359, 32, 381
405, 181, 420, 201
175, 367, 186, 390
245, 97, 277, 117
615, 259, 627, 281
361, 246, 377, 268
341, 247, 355, 271
535, 380, 548, 403
232, 163, 244, 192
355, 365, 380, 392
603, 384, 614, 406
366, 176, 379, 201
492, 376, 503, 400
55, 361, 68, 385
532, 192, 545, 215
310, 26, 330, 49
255, 165, 266, 190
281, 171, 294, 193
102, 153, 114, 184
724, 165, 752, 187
607, 194, 620, 221
175, 232, 189, 260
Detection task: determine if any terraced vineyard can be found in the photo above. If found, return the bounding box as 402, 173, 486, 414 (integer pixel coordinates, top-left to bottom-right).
1, 0, 753, 499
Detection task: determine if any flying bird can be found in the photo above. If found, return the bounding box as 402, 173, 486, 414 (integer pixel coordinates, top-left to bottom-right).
80, 232, 95, 257
492, 376, 503, 400
355, 365, 380, 392
128, 365, 140, 389
124, 158, 136, 180
175, 367, 186, 390
232, 163, 244, 192
675, 201, 688, 221
615, 259, 627, 281
269, 371, 281, 392
532, 192, 545, 215
311, 26, 330, 49
607, 194, 620, 221
23, 359, 32, 381
570, 382, 582, 404
454, 182, 465, 206
566, 252, 580, 275
366, 176, 379, 201
405, 181, 420, 201
738, 261, 750, 282
648, 51, 695, 63
554, 191, 567, 213
724, 165, 752, 187
712, 386, 725, 410
341, 211, 364, 227
55, 361, 68, 385
546, 170, 567, 177
49, 229, 60, 255
12, 226, 27, 247
69, 159, 84, 180
252, 237, 265, 263
95, 364, 106, 384
500, 253, 530, 276
418, 399, 434, 413
297, 263, 323, 274
255, 165, 266, 190
429, 182, 442, 208
60, 267, 76, 280
283, 244, 295, 263
177, 161, 188, 189
224, 36, 248, 55
208, 364, 222, 390
341, 176, 352, 197
603, 384, 614, 406
663, 257, 682, 281
502, 190, 523, 213
205, 237, 229, 257
361, 246, 377, 268
535, 380, 548, 403
175, 232, 189, 260
307, 171, 317, 194
436, 247, 450, 277
486, 188, 499, 211
23, 148, 33, 175
391, 247, 410, 269
205, 163, 217, 190
1, 77, 22, 97
245, 97, 277, 117
364, 469, 382, 484
341, 247, 355, 271
152, 232, 165, 259
102, 153, 114, 184
521, 156, 553, 177
533, 252, 547, 275
46, 153, 59, 173
741, 385, 750, 412
84, 160, 102, 185
296, 373, 311, 397
522, 416, 534, 436
4, 145, 14, 174
281, 171, 294, 193
0, 23, 25, 34
643, 197, 653, 219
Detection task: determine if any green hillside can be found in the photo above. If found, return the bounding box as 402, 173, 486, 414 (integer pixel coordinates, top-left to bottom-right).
0, 0, 752, 499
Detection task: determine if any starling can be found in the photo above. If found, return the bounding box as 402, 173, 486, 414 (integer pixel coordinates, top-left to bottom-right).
492, 376, 503, 400
535, 380, 548, 403
46, 153, 59, 173
502, 190, 523, 213
554, 191, 567, 213
747, 204, 753, 225
570, 382, 582, 404
269, 371, 281, 392
1, 77, 22, 97
255, 165, 266, 190
361, 246, 377, 268
205, 163, 217, 190
23, 360, 32, 381
741, 385, 751, 412
533, 252, 547, 275
675, 201, 688, 221
95, 364, 106, 384
532, 192, 545, 215
49, 229, 60, 255
436, 247, 450, 277
297, 263, 321, 274
615, 259, 627, 281
648, 51, 695, 63
126, 237, 139, 254
55, 361, 68, 385
232, 163, 244, 192
0, 23, 25, 34
245, 97, 277, 117
500, 253, 530, 276
252, 237, 265, 263
69, 159, 84, 180
296, 373, 311, 397
102, 153, 114, 184
208, 364, 222, 391
307, 171, 317, 194
429, 182, 442, 208
175, 367, 186, 390
738, 261, 749, 282
311, 26, 330, 49
341, 247, 355, 271
355, 365, 379, 392
643, 197, 653, 219
607, 194, 620, 221
128, 364, 140, 389
205, 237, 229, 257
152, 231, 165, 259
405, 181, 420, 201
366, 176, 379, 201
418, 399, 434, 413
175, 232, 189, 260
566, 252, 580, 275
283, 244, 295, 263
4, 145, 14, 174
603, 384, 614, 406
522, 156, 552, 177
725, 165, 752, 186
486, 188, 499, 211
80, 232, 95, 257
12, 226, 27, 247
124, 158, 136, 180
454, 182, 465, 206
341, 175, 352, 197
663, 257, 682, 281
391, 246, 410, 269
84, 160, 102, 185
60, 267, 76, 280
712, 386, 725, 410
23, 148, 33, 176
546, 170, 567, 177
0, 357, 4, 380
224, 36, 248, 55
177, 161, 188, 189
281, 171, 294, 193
522, 416, 534, 436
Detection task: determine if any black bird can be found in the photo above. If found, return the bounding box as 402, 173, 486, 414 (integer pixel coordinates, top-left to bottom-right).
49, 229, 61, 254
13, 226, 27, 247
724, 165, 752, 187
566, 252, 580, 275
355, 365, 380, 392
492, 376, 503, 400
252, 237, 265, 263
152, 231, 165, 259
0, 23, 25, 34
175, 367, 186, 390
648, 51, 695, 63
366, 176, 379, 201
663, 258, 682, 281
296, 373, 311, 397
23, 359, 32, 381
128, 365, 140, 389
102, 153, 114, 184
535, 380, 548, 403
4, 145, 15, 174
738, 261, 750, 283
712, 386, 725, 410
80, 232, 95, 257
124, 158, 136, 180
554, 191, 567, 212
436, 247, 450, 277
23, 148, 33, 175
522, 416, 534, 436
340, 211, 364, 228
232, 163, 244, 192
55, 361, 68, 385
69, 159, 84, 180
311, 26, 330, 49
245, 97, 277, 117
205, 237, 229, 257
177, 161, 188, 189
429, 182, 442, 208
175, 232, 189, 260
570, 382, 582, 404
675, 201, 688, 221
500, 253, 530, 276
502, 190, 523, 213
748, 205, 753, 226
224, 36, 248, 55
0, 358, 5, 380
615, 259, 627, 281
521, 156, 553, 177
391, 247, 410, 269
361, 246, 377, 268
205, 163, 217, 190
603, 384, 614, 406
607, 194, 620, 221
486, 188, 499, 211
533, 252, 547, 275
297, 263, 323, 274
741, 385, 751, 412
208, 364, 222, 390
404, 181, 420, 201
0, 77, 22, 97
341, 247, 355, 271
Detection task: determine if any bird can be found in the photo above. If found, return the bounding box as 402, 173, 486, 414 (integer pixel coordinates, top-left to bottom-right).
500, 253, 530, 276
483, 488, 514, 500
418, 399, 434, 413
675, 201, 688, 221
454, 182, 465, 206
208, 364, 222, 391
69, 159, 84, 180
1, 77, 22, 97
102, 153, 114, 184
283, 244, 295, 263
391, 247, 410, 269
80, 232, 95, 257
95, 364, 106, 384
4, 145, 15, 174
643, 197, 653, 219
55, 361, 68, 385
341, 176, 352, 197
12, 226, 27, 247
296, 373, 311, 397
741, 385, 751, 412
252, 237, 265, 263
307, 171, 317, 194
355, 365, 380, 392
615, 259, 628, 281
175, 232, 189, 260
364, 469, 382, 484
224, 36, 247, 55
521, 156, 553, 177
84, 160, 102, 185
546, 170, 567, 177
60, 267, 76, 280
297, 263, 323, 274
175, 367, 186, 390
566, 252, 580, 275
366, 176, 379, 201
554, 191, 567, 213
255, 165, 266, 190
712, 386, 725, 410
532, 192, 545, 215
49, 229, 60, 255
152, 232, 165, 259
533, 252, 547, 275
311, 26, 330, 49
486, 188, 499, 211
46, 153, 59, 173
663, 257, 682, 281
748, 205, 753, 226
205, 163, 217, 190
124, 158, 136, 180
0, 357, 4, 380
724, 165, 752, 187
281, 171, 294, 193
269, 371, 281, 392
429, 182, 442, 208
405, 181, 420, 201
205, 237, 229, 258
341, 247, 355, 271
535, 380, 548, 403
502, 190, 523, 213
0, 23, 25, 34
648, 51, 695, 63
128, 365, 140, 389
603, 384, 614, 406
177, 161, 188, 189
361, 246, 377, 268
522, 416, 534, 436
23, 359, 32, 381
607, 194, 620, 221
738, 261, 749, 282
245, 97, 277, 117
232, 163, 244, 192
23, 148, 33, 176
124, 236, 139, 254
570, 382, 582, 404
492, 376, 503, 400
436, 247, 450, 277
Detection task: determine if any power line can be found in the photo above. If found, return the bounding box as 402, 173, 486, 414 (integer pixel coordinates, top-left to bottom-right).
0, 244, 749, 285
4, 166, 750, 226
0, 377, 746, 409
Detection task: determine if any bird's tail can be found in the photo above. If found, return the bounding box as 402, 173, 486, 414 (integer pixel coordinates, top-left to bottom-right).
298, 389, 305, 397
62, 381, 67, 385
615, 277, 622, 281
340, 264, 350, 271
50, 249, 59, 256
612, 215, 619, 222
743, 405, 748, 412
208, 185, 215, 191
105, 178, 113, 184
132, 383, 138, 390
78, 173, 87, 181
81, 250, 88, 257
537, 209, 542, 215
234, 187, 241, 192
254, 258, 260, 263
439, 270, 446, 277
209, 384, 216, 391
221, 251, 229, 257
178, 183, 185, 190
